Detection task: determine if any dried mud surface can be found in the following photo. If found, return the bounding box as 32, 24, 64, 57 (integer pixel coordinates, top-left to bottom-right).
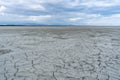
0, 27, 120, 80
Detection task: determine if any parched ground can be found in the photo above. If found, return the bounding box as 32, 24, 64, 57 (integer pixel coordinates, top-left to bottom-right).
0, 27, 120, 80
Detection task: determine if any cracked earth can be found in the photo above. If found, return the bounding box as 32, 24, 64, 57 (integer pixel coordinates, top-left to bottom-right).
0, 27, 120, 80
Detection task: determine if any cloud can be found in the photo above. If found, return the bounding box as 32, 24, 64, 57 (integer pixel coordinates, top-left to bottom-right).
69, 17, 83, 21
0, 0, 120, 25
0, 6, 6, 13
28, 5, 46, 11
28, 15, 52, 22
80, 0, 120, 8
86, 14, 120, 26
68, 13, 120, 26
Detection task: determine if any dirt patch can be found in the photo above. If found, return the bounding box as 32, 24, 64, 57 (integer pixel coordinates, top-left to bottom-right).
0, 49, 12, 55
53, 36, 69, 40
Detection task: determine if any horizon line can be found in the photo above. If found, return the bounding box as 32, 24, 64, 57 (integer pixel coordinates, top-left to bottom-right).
0, 25, 120, 27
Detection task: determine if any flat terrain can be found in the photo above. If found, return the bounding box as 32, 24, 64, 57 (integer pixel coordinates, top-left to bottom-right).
0, 27, 120, 80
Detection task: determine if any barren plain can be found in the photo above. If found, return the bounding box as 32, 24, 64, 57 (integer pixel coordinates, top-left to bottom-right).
0, 27, 120, 80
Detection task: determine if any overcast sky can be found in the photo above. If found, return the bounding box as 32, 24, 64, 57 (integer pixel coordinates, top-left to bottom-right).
0, 0, 120, 25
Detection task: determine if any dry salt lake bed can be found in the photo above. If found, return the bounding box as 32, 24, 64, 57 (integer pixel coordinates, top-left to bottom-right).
0, 27, 120, 80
